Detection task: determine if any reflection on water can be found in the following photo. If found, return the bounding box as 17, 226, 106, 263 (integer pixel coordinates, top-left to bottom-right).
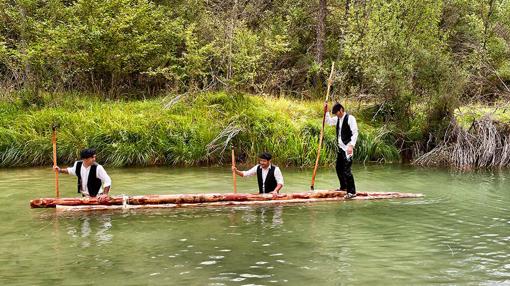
65, 215, 113, 248
236, 206, 284, 228
0, 166, 509, 285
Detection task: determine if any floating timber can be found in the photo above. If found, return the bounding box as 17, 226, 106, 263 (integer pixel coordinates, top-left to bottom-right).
30, 190, 424, 211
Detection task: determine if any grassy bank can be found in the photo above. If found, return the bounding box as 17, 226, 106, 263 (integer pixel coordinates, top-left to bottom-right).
0, 92, 400, 167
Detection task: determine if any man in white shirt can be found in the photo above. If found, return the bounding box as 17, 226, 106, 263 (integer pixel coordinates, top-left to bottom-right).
325, 102, 358, 198
232, 152, 284, 194
54, 148, 112, 201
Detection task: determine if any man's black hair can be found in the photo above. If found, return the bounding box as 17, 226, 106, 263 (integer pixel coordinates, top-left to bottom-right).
259, 152, 272, 161
332, 103, 344, 114
80, 148, 96, 159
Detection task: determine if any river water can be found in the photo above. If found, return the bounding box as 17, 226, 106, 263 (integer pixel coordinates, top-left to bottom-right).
0, 165, 509, 285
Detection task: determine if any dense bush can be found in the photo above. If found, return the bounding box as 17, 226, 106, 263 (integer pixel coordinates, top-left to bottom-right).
1, 0, 508, 98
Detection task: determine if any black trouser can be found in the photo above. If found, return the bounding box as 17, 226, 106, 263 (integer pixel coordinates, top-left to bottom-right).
336, 150, 356, 194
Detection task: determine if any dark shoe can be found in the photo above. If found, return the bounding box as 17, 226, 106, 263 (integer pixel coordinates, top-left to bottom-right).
344, 193, 357, 199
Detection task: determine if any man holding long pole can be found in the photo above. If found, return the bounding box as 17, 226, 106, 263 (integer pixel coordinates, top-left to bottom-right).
325, 102, 359, 199
54, 148, 112, 203
232, 152, 284, 195
310, 63, 335, 191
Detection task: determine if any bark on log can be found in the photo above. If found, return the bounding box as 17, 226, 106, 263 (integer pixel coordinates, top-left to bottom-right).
30, 197, 125, 208
31, 190, 423, 209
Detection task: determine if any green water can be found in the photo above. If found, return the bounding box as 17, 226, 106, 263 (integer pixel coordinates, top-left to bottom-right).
1, 165, 509, 285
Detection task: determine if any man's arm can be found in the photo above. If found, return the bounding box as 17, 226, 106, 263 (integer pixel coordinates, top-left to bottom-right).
232, 167, 245, 177
347, 116, 359, 156
54, 166, 69, 174
325, 112, 338, 126
324, 102, 338, 126
232, 165, 258, 177
96, 166, 112, 196
271, 167, 284, 193
54, 162, 77, 175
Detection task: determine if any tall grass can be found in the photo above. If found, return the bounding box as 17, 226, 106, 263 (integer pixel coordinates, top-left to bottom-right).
0, 91, 400, 167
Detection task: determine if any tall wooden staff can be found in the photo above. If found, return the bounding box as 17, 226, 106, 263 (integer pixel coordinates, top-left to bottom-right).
231, 145, 237, 193
310, 62, 335, 191
52, 124, 60, 198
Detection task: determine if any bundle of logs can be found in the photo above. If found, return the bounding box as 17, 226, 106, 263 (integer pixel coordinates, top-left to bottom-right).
30, 190, 423, 211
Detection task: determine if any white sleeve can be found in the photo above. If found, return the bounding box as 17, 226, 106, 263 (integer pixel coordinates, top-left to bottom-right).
67, 161, 78, 176
96, 165, 112, 187
348, 116, 359, 147
274, 167, 284, 186
242, 165, 259, 177
325, 112, 338, 126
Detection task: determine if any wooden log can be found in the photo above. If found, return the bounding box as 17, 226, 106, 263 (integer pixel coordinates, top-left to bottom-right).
55, 192, 423, 212
30, 197, 124, 208
31, 190, 423, 209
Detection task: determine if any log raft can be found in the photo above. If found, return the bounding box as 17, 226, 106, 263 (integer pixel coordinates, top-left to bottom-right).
30, 190, 424, 211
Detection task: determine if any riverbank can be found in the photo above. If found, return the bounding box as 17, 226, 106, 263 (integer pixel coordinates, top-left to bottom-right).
0, 91, 400, 167
2, 91, 509, 168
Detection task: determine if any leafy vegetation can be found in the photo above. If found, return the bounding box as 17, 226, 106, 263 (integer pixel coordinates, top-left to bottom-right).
0, 92, 399, 167
1, 0, 509, 167
1, 1, 508, 98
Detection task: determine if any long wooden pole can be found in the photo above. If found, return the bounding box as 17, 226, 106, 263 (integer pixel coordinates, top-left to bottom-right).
231, 145, 237, 193
52, 125, 60, 198
311, 62, 335, 191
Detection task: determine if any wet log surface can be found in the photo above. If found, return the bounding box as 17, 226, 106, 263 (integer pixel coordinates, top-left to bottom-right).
31, 190, 424, 209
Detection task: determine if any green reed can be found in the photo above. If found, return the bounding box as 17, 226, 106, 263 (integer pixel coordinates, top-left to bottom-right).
0, 91, 400, 167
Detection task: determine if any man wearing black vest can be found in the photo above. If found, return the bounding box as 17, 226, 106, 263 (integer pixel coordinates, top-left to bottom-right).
325, 102, 359, 198
54, 148, 112, 202
232, 152, 284, 194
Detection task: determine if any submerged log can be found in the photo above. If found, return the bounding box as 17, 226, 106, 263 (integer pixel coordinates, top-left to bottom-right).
31, 190, 424, 209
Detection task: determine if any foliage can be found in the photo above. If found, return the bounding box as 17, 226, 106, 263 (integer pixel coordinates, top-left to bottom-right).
1, 0, 510, 165
0, 92, 399, 167
1, 0, 506, 98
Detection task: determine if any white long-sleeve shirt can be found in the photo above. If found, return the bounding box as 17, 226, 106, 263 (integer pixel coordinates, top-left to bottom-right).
67, 162, 112, 196
242, 164, 284, 193
325, 112, 359, 152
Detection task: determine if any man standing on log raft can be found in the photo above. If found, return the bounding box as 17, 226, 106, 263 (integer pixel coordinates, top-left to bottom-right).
232, 152, 284, 194
53, 148, 112, 202
325, 102, 359, 199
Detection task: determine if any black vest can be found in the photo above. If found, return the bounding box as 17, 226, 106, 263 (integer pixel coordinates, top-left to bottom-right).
75, 161, 103, 197
336, 113, 353, 145
257, 165, 278, 194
